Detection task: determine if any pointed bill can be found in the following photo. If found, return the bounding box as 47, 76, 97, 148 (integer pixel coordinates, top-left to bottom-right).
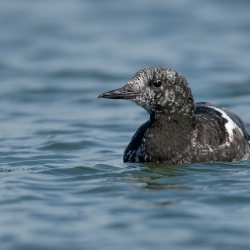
98, 86, 138, 100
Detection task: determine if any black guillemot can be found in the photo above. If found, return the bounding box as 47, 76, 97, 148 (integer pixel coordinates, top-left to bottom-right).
99, 67, 250, 164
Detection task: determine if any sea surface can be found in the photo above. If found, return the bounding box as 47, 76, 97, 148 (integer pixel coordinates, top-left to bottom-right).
1, 1, 250, 249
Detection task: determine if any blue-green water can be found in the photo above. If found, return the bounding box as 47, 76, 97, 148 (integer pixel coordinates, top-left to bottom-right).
1, 1, 250, 249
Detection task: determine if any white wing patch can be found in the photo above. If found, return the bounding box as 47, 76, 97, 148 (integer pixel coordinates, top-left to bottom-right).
209, 106, 243, 142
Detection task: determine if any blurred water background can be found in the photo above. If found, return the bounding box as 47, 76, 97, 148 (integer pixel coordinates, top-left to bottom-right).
1, 0, 250, 249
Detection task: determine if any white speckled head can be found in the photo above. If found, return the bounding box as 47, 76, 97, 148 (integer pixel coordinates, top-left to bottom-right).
124, 67, 195, 115
99, 67, 195, 117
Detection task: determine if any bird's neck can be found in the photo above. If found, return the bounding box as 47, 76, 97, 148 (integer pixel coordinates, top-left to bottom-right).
151, 106, 195, 125
149, 112, 195, 140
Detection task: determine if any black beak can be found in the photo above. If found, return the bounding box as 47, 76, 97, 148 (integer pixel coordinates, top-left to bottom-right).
98, 86, 138, 100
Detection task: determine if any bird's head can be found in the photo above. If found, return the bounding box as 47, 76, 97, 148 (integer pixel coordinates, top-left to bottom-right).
99, 67, 194, 117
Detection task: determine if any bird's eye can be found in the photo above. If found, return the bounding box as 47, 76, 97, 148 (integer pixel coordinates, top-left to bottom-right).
153, 80, 162, 87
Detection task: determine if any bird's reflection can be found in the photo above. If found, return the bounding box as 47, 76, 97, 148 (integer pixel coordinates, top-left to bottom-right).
122, 162, 192, 191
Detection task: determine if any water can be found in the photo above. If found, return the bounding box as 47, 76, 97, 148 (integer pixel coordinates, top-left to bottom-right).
0, 0, 250, 249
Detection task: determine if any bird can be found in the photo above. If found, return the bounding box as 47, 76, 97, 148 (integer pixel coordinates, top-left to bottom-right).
98, 67, 250, 164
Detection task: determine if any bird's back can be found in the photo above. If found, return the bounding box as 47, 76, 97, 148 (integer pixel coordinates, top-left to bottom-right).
195, 102, 250, 162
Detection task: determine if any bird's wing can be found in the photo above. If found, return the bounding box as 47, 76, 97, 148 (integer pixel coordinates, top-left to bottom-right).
222, 107, 250, 143
123, 120, 151, 162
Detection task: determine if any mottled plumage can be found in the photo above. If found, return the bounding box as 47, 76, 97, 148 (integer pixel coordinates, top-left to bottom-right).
99, 67, 250, 164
